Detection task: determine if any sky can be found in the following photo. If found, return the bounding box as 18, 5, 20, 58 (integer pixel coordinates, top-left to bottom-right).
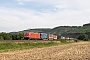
0, 0, 90, 32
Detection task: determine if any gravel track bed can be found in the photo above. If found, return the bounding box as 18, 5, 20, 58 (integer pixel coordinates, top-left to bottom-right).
0, 42, 90, 60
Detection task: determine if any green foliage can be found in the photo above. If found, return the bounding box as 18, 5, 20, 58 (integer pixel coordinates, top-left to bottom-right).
83, 23, 90, 27
12, 32, 24, 40
77, 34, 89, 41
0, 36, 4, 40
0, 32, 24, 40
60, 40, 67, 43
60, 40, 71, 44
74, 40, 79, 42
0, 32, 12, 40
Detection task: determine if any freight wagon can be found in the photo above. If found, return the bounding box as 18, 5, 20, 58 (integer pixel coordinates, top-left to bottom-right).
48, 34, 57, 40
48, 34, 54, 40
40, 33, 48, 40
53, 35, 57, 40
57, 36, 64, 40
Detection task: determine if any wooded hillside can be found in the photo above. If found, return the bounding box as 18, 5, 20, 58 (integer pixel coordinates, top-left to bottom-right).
22, 23, 90, 39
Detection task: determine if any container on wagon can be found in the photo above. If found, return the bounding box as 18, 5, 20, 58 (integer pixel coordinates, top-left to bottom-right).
69, 38, 75, 40
65, 37, 70, 40
62, 37, 65, 40
40, 33, 48, 39
57, 36, 63, 40
48, 34, 54, 40
53, 35, 57, 40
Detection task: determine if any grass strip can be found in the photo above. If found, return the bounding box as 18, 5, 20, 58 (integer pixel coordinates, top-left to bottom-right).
0, 40, 75, 53
0, 41, 60, 52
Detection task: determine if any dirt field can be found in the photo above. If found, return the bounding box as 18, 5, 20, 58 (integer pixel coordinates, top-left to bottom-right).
0, 41, 90, 60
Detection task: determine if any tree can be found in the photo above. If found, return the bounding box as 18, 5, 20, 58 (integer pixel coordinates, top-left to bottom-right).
12, 34, 17, 40
0, 32, 12, 40
12, 32, 24, 40
0, 36, 4, 40
77, 34, 89, 41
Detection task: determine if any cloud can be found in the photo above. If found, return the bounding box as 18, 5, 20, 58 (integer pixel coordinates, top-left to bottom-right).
0, 0, 90, 32
16, 0, 90, 10
18, 2, 24, 5
0, 6, 56, 32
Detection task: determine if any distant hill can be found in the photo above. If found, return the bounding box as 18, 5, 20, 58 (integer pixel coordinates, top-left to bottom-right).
23, 25, 90, 35
83, 23, 90, 27
23, 28, 51, 33
10, 23, 90, 39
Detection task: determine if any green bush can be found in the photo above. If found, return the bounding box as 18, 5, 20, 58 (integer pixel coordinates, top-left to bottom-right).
0, 36, 4, 40
74, 40, 78, 42
77, 34, 89, 41
60, 40, 67, 43
60, 40, 73, 44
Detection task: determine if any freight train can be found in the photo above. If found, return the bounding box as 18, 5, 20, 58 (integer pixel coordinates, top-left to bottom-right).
24, 32, 57, 40
24, 32, 75, 40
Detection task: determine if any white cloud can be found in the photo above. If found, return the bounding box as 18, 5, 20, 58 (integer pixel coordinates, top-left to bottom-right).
0, 6, 55, 32
17, 0, 33, 5
0, 0, 90, 32
18, 2, 24, 5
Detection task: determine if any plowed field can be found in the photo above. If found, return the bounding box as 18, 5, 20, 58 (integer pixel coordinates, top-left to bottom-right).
0, 42, 90, 60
